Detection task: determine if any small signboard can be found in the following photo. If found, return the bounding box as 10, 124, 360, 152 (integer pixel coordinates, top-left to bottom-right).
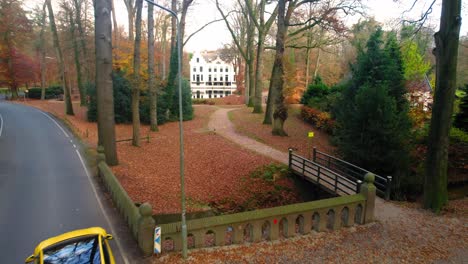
308, 132, 314, 138
154, 226, 161, 254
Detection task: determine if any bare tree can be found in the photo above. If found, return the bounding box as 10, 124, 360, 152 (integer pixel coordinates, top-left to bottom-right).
64, 4, 86, 106
267, 0, 361, 134
95, 0, 118, 165
111, 0, 118, 48
216, 0, 255, 105
131, 0, 143, 146
245, 0, 278, 113
424, 0, 462, 212
46, 0, 74, 115
148, 2, 158, 131
73, 0, 90, 83
123, 0, 136, 41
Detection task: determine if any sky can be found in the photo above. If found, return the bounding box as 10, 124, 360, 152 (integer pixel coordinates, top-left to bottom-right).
111, 0, 468, 52
25, 0, 468, 52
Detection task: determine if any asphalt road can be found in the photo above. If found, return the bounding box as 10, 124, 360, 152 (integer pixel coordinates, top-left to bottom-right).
0, 101, 125, 263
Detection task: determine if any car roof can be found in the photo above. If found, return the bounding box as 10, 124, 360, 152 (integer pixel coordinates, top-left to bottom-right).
32, 227, 109, 255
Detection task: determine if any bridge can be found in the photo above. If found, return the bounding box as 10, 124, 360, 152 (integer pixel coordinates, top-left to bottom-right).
288, 148, 392, 200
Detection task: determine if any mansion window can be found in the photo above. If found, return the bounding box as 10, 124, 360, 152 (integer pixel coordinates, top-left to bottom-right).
209, 68, 212, 72
196, 58, 199, 62
214, 68, 217, 72
200, 66, 203, 71
220, 68, 223, 72
193, 67, 196, 72
225, 67, 228, 72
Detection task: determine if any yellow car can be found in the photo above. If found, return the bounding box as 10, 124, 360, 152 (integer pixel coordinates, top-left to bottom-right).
25, 227, 116, 264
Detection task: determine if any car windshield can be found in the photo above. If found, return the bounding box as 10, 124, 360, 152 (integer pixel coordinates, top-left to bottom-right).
43, 235, 101, 264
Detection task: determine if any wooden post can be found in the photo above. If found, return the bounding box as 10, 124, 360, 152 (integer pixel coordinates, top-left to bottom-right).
288, 148, 292, 168
385, 176, 392, 201
312, 147, 317, 162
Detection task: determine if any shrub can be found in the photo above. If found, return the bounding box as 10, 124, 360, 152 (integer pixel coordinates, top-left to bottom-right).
27, 85, 63, 99
454, 84, 468, 132
87, 71, 193, 124
301, 76, 329, 109
301, 106, 335, 133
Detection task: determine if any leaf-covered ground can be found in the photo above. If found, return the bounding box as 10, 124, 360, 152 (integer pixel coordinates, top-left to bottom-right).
229, 105, 335, 157
19, 100, 301, 214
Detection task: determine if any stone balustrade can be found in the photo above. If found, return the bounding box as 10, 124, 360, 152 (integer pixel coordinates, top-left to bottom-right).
159, 173, 375, 252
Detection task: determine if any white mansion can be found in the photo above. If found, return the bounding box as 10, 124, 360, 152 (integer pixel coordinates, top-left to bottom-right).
189, 51, 237, 99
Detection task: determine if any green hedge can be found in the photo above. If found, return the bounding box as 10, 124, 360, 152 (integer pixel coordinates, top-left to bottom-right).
27, 85, 63, 99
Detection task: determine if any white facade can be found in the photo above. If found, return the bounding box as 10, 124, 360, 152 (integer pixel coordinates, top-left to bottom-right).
189, 51, 237, 99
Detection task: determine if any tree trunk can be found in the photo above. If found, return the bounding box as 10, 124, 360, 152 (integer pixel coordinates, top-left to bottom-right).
148, 3, 158, 131
73, 0, 90, 83
122, 0, 135, 42
313, 48, 321, 79
161, 19, 168, 80
247, 15, 255, 107
423, 0, 461, 213
170, 0, 176, 51
46, 0, 74, 115
263, 64, 275, 124
94, 0, 118, 165
68, 9, 86, 106
39, 1, 47, 101
180, 0, 194, 74
253, 31, 264, 113
111, 0, 118, 49
271, 0, 288, 136
132, 0, 143, 147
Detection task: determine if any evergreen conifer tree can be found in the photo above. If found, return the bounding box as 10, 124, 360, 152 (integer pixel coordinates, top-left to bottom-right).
334, 28, 411, 197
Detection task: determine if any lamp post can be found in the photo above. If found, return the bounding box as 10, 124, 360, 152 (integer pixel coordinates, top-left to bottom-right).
143, 0, 188, 258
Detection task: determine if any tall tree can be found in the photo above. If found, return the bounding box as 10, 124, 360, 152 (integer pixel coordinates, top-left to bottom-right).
216, 0, 255, 106
131, 0, 143, 146
34, 1, 47, 100
424, 0, 462, 212
245, 0, 278, 113
65, 5, 86, 106
46, 0, 74, 115
123, 0, 136, 42
73, 0, 90, 83
270, 0, 289, 135
95, 0, 118, 165
148, 2, 158, 131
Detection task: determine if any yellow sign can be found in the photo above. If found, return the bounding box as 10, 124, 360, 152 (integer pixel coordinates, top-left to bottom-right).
308, 132, 314, 138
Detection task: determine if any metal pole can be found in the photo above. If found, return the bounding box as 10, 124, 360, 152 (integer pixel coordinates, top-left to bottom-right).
144, 0, 187, 258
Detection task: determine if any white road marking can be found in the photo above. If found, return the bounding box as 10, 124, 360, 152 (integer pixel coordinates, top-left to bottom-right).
75, 149, 129, 264
0, 113, 3, 137
38, 111, 70, 138
34, 107, 129, 263
73, 144, 76, 148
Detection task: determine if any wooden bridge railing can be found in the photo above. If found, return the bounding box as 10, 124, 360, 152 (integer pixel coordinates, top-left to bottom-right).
289, 149, 359, 196
312, 148, 392, 200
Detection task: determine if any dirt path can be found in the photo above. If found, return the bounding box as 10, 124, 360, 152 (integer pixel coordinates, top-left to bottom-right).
208, 107, 288, 164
